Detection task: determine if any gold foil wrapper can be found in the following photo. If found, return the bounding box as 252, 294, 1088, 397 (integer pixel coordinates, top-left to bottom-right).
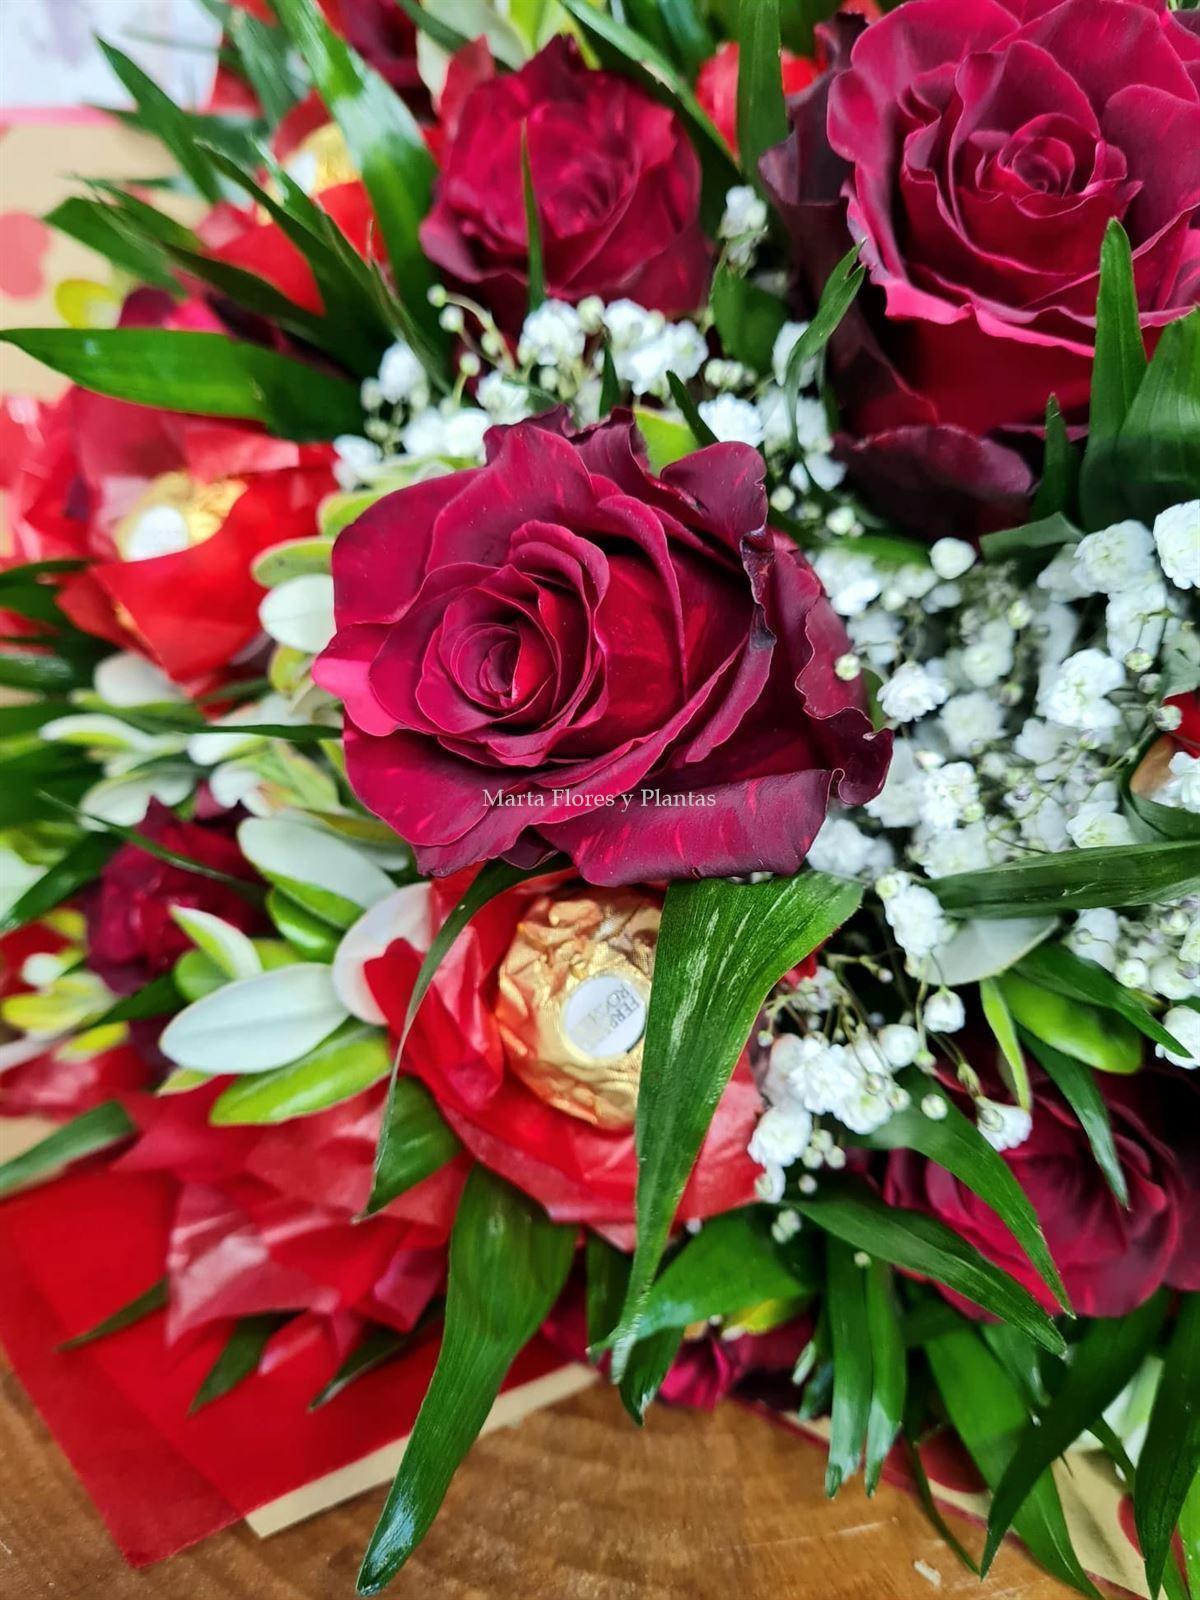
495, 889, 660, 1131
112, 472, 246, 562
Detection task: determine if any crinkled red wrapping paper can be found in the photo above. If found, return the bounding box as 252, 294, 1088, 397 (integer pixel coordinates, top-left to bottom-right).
0, 1162, 565, 1565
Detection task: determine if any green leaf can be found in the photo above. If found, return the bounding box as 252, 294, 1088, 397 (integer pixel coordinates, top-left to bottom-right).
1080, 219, 1145, 529
0, 329, 362, 442
599, 341, 621, 413
711, 265, 787, 374
980, 1324, 1050, 1409
1016, 942, 1186, 1058
736, 0, 786, 199
272, 0, 447, 374
1031, 397, 1079, 520
1025, 1035, 1128, 1208
825, 1237, 872, 1494
44, 196, 175, 289
983, 1293, 1168, 1573
1136, 1295, 1200, 1600
979, 511, 1082, 565
1111, 310, 1200, 523
864, 1262, 906, 1496
928, 1327, 1099, 1596
1180, 1471, 1200, 1600
0, 700, 72, 738
610, 872, 863, 1376
209, 1020, 392, 1125
585, 1232, 630, 1348
666, 370, 717, 445
89, 972, 179, 1029
190, 1314, 288, 1412
309, 1322, 412, 1410
363, 1078, 462, 1216
635, 406, 698, 471
226, 5, 304, 125
783, 244, 864, 452
1126, 780, 1200, 844
357, 1168, 574, 1592
998, 971, 1140, 1074
618, 1327, 685, 1425
659, 0, 715, 76
932, 841, 1200, 919
0, 832, 117, 937
0, 649, 92, 694
266, 887, 341, 960
902, 1428, 981, 1576
394, 0, 471, 53
793, 1180, 1066, 1356
60, 1278, 168, 1351
520, 125, 545, 315
854, 1069, 1069, 1312
0, 1100, 135, 1200
99, 41, 222, 202
980, 976, 1032, 1109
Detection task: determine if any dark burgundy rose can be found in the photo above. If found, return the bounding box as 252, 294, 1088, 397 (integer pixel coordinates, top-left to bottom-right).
420, 37, 711, 333
885, 1068, 1199, 1317
761, 0, 1200, 534
314, 410, 890, 886
87, 801, 264, 993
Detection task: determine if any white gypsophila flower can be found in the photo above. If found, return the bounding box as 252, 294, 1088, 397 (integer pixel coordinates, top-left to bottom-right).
748, 1102, 815, 1167
806, 815, 881, 877
772, 319, 815, 387
476, 371, 533, 424
791, 965, 843, 1014
1037, 648, 1124, 731
813, 549, 882, 617
977, 1099, 1033, 1152
1149, 958, 1194, 1002
960, 619, 1015, 689
400, 409, 448, 457
923, 989, 965, 1033
879, 1024, 920, 1068
866, 739, 923, 828
758, 389, 832, 456
719, 183, 768, 241
782, 1038, 860, 1117
441, 408, 491, 459
878, 661, 951, 724
602, 298, 659, 349
939, 691, 1006, 755
847, 607, 902, 669
1013, 716, 1068, 767
929, 538, 976, 581
918, 761, 979, 830
1158, 1005, 1200, 1067
1036, 601, 1080, 667
1106, 574, 1168, 663
377, 339, 426, 405
517, 300, 586, 367
835, 1070, 897, 1135
1074, 519, 1156, 594
333, 433, 382, 490
881, 877, 951, 959
1180, 915, 1200, 966
755, 1161, 786, 1202
885, 562, 940, 605
1065, 803, 1136, 850
805, 453, 847, 491
1067, 907, 1121, 971
697, 395, 764, 447
1019, 796, 1070, 853
1153, 501, 1199, 590
917, 821, 998, 878
1159, 752, 1200, 812
1037, 547, 1091, 601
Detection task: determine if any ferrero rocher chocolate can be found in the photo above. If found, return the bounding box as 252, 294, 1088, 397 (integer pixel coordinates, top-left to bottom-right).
288, 122, 358, 194
112, 472, 246, 562
495, 888, 660, 1131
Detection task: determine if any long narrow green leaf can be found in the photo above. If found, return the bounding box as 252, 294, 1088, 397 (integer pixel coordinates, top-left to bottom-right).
310, 1323, 411, 1409
927, 1327, 1100, 1596
864, 1262, 906, 1495
825, 1238, 872, 1494
357, 1168, 575, 1592
1080, 221, 1146, 529
618, 1327, 685, 1424
1024, 1035, 1128, 1207
903, 1428, 981, 1575
0, 833, 118, 937
89, 972, 179, 1029
793, 1180, 1066, 1355
1180, 1471, 1200, 1600
1111, 310, 1200, 523
783, 244, 864, 451
191, 1313, 289, 1411
520, 126, 545, 314
585, 1232, 631, 1349
666, 370, 716, 445
1016, 943, 1185, 1057
980, 510, 1082, 565
856, 1071, 1069, 1311
610, 872, 863, 1377
226, 5, 304, 124
1136, 1295, 1200, 1599
980, 975, 1032, 1109
60, 1278, 168, 1350
933, 841, 1200, 919
98, 41, 222, 202
362, 1078, 461, 1215
210, 1020, 391, 1124
0, 650, 93, 694
1031, 396, 1079, 519
45, 196, 175, 288
0, 1101, 135, 1200
736, 0, 786, 198
999, 970, 1140, 1075
0, 329, 362, 442
395, 0, 471, 52
983, 1293, 1167, 1573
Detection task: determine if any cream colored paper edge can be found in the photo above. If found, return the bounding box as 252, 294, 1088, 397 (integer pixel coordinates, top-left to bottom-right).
245, 1361, 598, 1537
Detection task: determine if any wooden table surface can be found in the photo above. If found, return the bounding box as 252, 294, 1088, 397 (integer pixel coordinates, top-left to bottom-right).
0, 1367, 1076, 1600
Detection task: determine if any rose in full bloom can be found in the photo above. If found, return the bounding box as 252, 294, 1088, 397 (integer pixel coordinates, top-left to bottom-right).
315, 411, 889, 884
762, 0, 1200, 533
420, 37, 710, 332
885, 1068, 1200, 1316
86, 802, 267, 994
333, 873, 762, 1240
1, 376, 333, 687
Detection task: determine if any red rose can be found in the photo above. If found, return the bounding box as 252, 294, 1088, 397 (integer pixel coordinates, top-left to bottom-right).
86, 802, 266, 994
762, 0, 1200, 533
696, 42, 821, 158
315, 411, 888, 884
339, 874, 763, 1238
3, 379, 333, 687
885, 1069, 1199, 1317
420, 37, 710, 333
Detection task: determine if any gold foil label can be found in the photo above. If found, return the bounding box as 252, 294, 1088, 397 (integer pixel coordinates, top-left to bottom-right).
112, 472, 246, 562
495, 889, 660, 1131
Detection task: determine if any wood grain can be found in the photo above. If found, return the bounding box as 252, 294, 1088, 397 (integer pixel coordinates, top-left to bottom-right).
0, 1362, 1078, 1600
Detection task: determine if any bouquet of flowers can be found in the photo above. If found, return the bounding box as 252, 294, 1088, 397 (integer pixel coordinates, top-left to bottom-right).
1, 0, 1198, 1592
